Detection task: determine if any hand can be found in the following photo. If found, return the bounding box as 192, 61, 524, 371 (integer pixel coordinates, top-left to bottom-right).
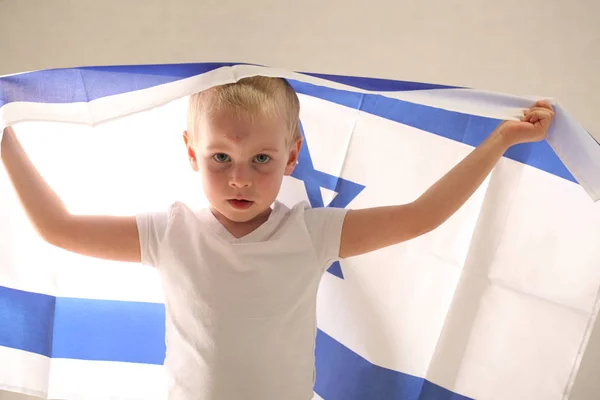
498, 100, 555, 146
1, 126, 15, 150
2, 126, 15, 139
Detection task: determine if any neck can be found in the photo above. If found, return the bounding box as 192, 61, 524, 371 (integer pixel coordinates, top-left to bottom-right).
210, 206, 273, 239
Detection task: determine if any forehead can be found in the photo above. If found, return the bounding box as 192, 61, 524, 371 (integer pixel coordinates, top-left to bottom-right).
198, 107, 288, 150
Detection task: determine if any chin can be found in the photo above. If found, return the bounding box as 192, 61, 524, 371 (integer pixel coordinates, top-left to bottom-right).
224, 211, 256, 223
227, 201, 273, 221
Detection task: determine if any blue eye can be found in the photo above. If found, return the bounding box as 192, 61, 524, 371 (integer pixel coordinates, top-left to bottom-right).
253, 154, 271, 164
213, 153, 231, 163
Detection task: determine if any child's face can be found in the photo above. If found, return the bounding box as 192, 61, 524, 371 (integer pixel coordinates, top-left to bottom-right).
185, 106, 301, 224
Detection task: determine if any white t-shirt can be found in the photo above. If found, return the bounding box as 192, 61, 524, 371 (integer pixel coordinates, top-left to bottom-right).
136, 200, 349, 400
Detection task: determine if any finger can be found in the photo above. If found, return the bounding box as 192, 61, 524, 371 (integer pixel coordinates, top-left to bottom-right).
531, 110, 549, 123
523, 109, 544, 121
535, 100, 553, 110
530, 110, 555, 127
527, 107, 554, 119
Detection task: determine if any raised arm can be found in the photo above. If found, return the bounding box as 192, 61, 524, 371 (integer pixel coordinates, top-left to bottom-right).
339, 101, 555, 259
1, 126, 141, 263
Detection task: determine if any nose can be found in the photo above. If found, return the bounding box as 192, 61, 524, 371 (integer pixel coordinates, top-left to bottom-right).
229, 164, 252, 188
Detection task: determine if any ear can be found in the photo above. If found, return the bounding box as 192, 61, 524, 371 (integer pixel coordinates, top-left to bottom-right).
183, 130, 199, 172
284, 137, 303, 176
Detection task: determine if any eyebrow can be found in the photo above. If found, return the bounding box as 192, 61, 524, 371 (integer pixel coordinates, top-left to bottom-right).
205, 146, 280, 154
257, 147, 280, 154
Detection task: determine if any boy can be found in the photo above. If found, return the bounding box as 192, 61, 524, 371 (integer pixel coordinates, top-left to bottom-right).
0, 76, 554, 400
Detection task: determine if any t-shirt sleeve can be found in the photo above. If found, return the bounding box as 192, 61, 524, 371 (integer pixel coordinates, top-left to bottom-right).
303, 206, 350, 269
135, 211, 169, 267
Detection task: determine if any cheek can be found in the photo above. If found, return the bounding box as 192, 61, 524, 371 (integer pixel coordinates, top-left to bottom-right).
199, 161, 285, 195
254, 165, 285, 189
199, 166, 227, 192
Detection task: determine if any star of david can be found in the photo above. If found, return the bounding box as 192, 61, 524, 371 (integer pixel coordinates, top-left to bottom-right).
290, 121, 365, 279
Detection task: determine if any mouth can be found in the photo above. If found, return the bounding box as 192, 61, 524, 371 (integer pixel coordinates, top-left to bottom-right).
227, 199, 254, 210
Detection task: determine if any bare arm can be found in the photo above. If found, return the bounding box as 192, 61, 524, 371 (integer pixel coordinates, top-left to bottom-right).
339, 101, 555, 259
1, 126, 141, 263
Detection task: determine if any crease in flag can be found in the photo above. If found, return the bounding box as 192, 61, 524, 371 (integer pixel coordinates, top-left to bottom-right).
1, 63, 599, 400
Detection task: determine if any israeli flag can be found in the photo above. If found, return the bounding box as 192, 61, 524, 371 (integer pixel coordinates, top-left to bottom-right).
1, 64, 599, 400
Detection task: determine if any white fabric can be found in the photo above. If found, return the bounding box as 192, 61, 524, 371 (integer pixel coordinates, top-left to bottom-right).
1, 64, 599, 400
136, 200, 348, 400
1, 65, 599, 201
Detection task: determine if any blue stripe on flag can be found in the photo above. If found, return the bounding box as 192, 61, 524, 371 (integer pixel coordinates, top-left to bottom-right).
301, 72, 461, 91
315, 329, 473, 400
0, 285, 55, 357
0, 63, 457, 109
289, 80, 576, 184
52, 297, 166, 364
0, 63, 234, 107
0, 63, 576, 183
0, 285, 470, 399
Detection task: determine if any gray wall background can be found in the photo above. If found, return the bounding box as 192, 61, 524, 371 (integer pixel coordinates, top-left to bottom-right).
0, 1, 598, 399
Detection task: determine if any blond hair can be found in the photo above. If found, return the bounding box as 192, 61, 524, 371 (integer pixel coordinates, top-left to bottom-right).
187, 76, 301, 146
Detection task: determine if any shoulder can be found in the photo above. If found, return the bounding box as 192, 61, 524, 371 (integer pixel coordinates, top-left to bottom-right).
271, 201, 343, 225
278, 200, 348, 218
274, 200, 349, 236
136, 201, 211, 267
278, 201, 350, 266
166, 200, 199, 219
303, 204, 349, 229
136, 201, 206, 237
